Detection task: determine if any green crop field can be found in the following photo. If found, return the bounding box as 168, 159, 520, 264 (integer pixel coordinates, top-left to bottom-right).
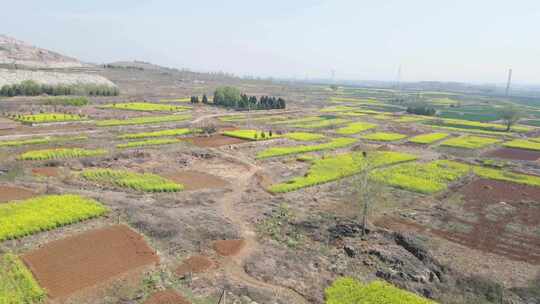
257, 138, 357, 159
361, 132, 407, 142
325, 277, 436, 304
270, 116, 323, 125
159, 97, 191, 102
269, 151, 416, 193
441, 135, 501, 149
329, 97, 379, 103
335, 122, 376, 135
502, 139, 540, 151
9, 113, 86, 124
117, 138, 181, 149
18, 148, 106, 160
371, 160, 470, 194
408, 133, 450, 144
97, 114, 191, 127
0, 194, 108, 241
82, 168, 183, 192
0, 253, 46, 304
394, 116, 429, 123
372, 114, 393, 120
292, 118, 349, 129
320, 105, 358, 113
0, 135, 87, 147
424, 118, 531, 133
222, 129, 278, 141
100, 102, 190, 112
119, 128, 192, 139
283, 132, 325, 141
473, 166, 540, 187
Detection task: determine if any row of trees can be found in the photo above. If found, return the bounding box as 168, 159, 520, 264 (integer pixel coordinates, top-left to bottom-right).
406, 103, 436, 116
0, 80, 119, 97
190, 95, 209, 104
212, 86, 286, 110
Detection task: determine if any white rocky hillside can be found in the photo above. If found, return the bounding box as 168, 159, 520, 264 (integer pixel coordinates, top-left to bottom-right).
0, 34, 85, 68
0, 69, 116, 88
0, 34, 116, 88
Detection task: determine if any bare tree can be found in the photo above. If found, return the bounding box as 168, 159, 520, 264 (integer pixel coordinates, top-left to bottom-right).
499, 106, 522, 132
350, 151, 384, 236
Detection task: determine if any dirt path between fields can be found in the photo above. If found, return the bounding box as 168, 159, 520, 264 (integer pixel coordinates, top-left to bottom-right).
216, 151, 308, 304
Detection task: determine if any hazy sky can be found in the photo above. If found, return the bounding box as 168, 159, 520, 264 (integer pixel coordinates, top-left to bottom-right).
2, 0, 540, 83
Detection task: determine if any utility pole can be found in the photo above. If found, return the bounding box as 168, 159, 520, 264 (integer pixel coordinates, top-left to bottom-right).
505, 68, 513, 96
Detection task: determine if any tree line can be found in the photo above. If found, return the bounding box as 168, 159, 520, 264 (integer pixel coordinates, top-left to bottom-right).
202, 86, 285, 110
0, 80, 119, 97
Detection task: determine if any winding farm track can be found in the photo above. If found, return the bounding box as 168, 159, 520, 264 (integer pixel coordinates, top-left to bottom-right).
216, 150, 309, 304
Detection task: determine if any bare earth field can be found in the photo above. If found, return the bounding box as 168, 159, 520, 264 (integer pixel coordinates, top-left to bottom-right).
22, 225, 159, 299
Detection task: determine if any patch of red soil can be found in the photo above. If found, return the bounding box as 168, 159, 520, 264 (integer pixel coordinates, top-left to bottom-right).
185, 134, 248, 148
144, 290, 191, 304
484, 147, 540, 161
166, 170, 228, 190
0, 185, 36, 202
31, 167, 60, 177
484, 148, 540, 161
212, 239, 246, 257
376, 179, 540, 264
175, 255, 215, 277
22, 225, 159, 299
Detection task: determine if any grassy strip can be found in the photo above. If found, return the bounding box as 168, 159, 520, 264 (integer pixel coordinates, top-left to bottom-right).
99, 102, 190, 112
441, 135, 501, 149
257, 138, 356, 159
0, 254, 46, 303
119, 128, 192, 140
408, 133, 449, 144
424, 117, 530, 133
97, 114, 191, 127
222, 130, 277, 141
329, 97, 379, 103
394, 116, 429, 123
473, 166, 540, 187
9, 113, 86, 124
159, 97, 191, 102
269, 151, 416, 193
320, 106, 358, 113
361, 132, 407, 141
270, 116, 323, 125
283, 132, 325, 141
336, 122, 376, 135
0, 135, 87, 147
502, 139, 540, 151
117, 138, 180, 149
371, 160, 470, 194
82, 168, 183, 192
44, 96, 88, 106
0, 194, 108, 241
18, 148, 106, 160
292, 118, 349, 129
326, 277, 436, 304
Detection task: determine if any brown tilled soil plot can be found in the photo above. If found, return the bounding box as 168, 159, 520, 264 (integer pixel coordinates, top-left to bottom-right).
484, 147, 540, 161
166, 170, 228, 190
32, 167, 60, 177
175, 255, 215, 277
185, 134, 248, 148
144, 290, 191, 304
0, 185, 36, 202
376, 179, 540, 264
22, 225, 159, 299
213, 239, 246, 256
